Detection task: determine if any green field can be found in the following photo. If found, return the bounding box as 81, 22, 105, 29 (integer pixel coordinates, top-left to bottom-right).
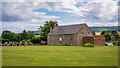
2, 46, 118, 66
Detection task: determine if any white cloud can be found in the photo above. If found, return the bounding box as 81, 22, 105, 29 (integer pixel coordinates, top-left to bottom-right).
2, 0, 119, 2
32, 0, 118, 25
71, 0, 118, 25
1, 0, 118, 34
34, 2, 78, 13
2, 0, 118, 23
37, 1, 118, 26
60, 20, 118, 26
2, 22, 40, 33
2, 2, 60, 21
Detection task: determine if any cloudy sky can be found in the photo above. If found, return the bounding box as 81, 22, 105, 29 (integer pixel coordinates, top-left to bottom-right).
0, 0, 119, 34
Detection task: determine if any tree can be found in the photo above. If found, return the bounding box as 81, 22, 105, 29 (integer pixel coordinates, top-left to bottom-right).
1, 38, 10, 43
12, 33, 20, 42
38, 20, 58, 42
1, 30, 35, 42
111, 30, 119, 41
21, 30, 27, 40
2, 31, 13, 41
26, 31, 35, 39
17, 33, 22, 41
20, 30, 35, 40
31, 37, 41, 44
101, 30, 119, 41
101, 31, 107, 35
92, 31, 95, 36
104, 33, 111, 42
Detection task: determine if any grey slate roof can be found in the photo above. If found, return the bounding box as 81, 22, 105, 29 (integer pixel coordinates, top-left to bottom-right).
48, 23, 85, 35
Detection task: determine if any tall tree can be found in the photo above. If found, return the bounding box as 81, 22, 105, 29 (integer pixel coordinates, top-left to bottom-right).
104, 33, 111, 42
26, 31, 35, 39
92, 31, 95, 36
111, 30, 119, 40
2, 31, 13, 41
38, 20, 58, 42
21, 30, 27, 40
101, 31, 107, 35
12, 33, 20, 42
101, 30, 119, 41
1, 30, 35, 42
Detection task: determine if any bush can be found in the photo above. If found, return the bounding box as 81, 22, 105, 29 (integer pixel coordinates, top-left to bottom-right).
82, 43, 95, 47
105, 44, 108, 46
118, 41, 120, 46
112, 41, 118, 46
1, 38, 10, 43
112, 41, 117, 44
31, 37, 41, 44
112, 41, 120, 46
22, 39, 31, 43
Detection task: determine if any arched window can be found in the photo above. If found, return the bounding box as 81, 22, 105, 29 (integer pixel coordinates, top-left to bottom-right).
88, 32, 90, 35
59, 36, 62, 43
81, 32, 84, 35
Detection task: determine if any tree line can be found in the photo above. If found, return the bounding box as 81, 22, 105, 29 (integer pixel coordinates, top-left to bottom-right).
1, 20, 119, 45
1, 20, 57, 44
1, 30, 34, 43
101, 30, 119, 42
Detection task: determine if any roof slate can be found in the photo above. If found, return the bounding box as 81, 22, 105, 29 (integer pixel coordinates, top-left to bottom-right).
48, 23, 85, 35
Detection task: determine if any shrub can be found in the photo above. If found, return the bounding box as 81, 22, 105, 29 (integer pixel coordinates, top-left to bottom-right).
118, 41, 120, 46
112, 41, 118, 46
22, 39, 31, 43
31, 37, 41, 44
82, 43, 95, 47
1, 38, 10, 43
105, 44, 108, 46
112, 41, 117, 44
112, 41, 120, 46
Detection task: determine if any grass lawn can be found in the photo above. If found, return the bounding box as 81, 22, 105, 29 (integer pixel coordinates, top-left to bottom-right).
2, 46, 118, 66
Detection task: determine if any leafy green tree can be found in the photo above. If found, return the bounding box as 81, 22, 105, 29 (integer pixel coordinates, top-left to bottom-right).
1, 30, 35, 42
2, 31, 13, 41
101, 30, 119, 41
26, 31, 35, 39
104, 33, 111, 42
21, 30, 27, 40
111, 30, 119, 41
17, 33, 22, 41
31, 37, 41, 43
101, 31, 107, 35
12, 33, 20, 42
92, 31, 95, 36
38, 20, 58, 42
1, 38, 10, 43
19, 30, 35, 40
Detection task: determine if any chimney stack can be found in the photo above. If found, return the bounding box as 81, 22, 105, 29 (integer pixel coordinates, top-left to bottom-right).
50, 21, 58, 32
54, 21, 58, 27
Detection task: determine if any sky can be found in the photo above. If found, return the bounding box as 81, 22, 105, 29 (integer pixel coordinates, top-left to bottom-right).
0, 0, 119, 34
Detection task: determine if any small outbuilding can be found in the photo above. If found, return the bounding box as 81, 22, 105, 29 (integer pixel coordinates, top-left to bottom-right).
83, 36, 105, 46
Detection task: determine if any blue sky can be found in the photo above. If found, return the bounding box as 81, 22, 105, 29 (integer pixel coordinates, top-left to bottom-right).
0, 0, 119, 34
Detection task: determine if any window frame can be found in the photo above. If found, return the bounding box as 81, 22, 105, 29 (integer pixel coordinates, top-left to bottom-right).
81, 32, 84, 35
88, 32, 90, 35
59, 36, 62, 43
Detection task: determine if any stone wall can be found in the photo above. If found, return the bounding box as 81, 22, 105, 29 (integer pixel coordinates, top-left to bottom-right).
76, 24, 94, 46
83, 37, 94, 44
47, 34, 77, 46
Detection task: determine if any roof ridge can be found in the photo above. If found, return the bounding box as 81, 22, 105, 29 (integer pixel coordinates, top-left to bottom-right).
58, 23, 86, 27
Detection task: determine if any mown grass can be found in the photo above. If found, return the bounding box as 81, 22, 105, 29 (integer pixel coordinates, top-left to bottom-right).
2, 46, 118, 66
